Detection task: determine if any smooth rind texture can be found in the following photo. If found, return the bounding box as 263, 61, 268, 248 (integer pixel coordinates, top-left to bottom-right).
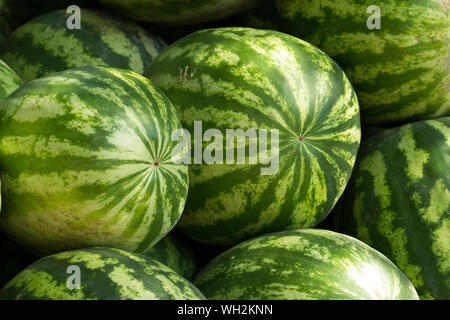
0, 9, 167, 82
0, 66, 189, 256
194, 229, 419, 300
277, 0, 450, 125
145, 27, 361, 246
0, 247, 205, 300
337, 117, 450, 299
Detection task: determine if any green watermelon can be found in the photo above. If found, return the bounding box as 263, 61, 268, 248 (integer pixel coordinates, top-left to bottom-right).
4, 0, 96, 22
143, 234, 200, 280
0, 59, 21, 100
336, 117, 450, 300
0, 66, 189, 257
0, 232, 35, 288
0, 9, 167, 82
194, 229, 419, 300
277, 0, 450, 126
99, 0, 262, 26
0, 247, 205, 300
145, 27, 361, 246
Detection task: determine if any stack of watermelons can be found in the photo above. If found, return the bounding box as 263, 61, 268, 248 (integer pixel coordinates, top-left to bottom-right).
0, 0, 447, 300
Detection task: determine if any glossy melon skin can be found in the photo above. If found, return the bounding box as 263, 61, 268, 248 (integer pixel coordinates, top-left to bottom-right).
0, 66, 189, 257
0, 247, 206, 300
145, 27, 361, 246
0, 9, 167, 82
194, 229, 419, 300
336, 117, 450, 299
277, 0, 450, 126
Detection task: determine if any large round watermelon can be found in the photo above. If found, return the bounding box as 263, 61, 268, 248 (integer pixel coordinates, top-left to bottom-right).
142, 233, 200, 280
145, 27, 361, 246
0, 247, 205, 300
0, 59, 21, 100
277, 0, 449, 126
336, 117, 450, 299
194, 229, 419, 300
99, 0, 262, 26
0, 9, 167, 82
0, 66, 189, 257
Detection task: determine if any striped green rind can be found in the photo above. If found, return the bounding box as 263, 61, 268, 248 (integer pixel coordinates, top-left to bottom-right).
145, 27, 361, 246
277, 0, 450, 125
0, 59, 21, 100
0, 9, 167, 82
0, 66, 189, 257
142, 233, 200, 280
0, 247, 206, 300
194, 229, 418, 300
0, 232, 35, 288
99, 0, 262, 26
4, 0, 94, 22
336, 117, 450, 299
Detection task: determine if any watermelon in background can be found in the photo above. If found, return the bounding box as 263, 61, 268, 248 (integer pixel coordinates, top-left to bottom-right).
0, 59, 21, 100
0, 6, 21, 47
277, 0, 450, 126
143, 233, 201, 280
336, 117, 450, 299
194, 229, 419, 300
0, 232, 35, 288
99, 0, 262, 26
0, 247, 206, 300
0, 9, 167, 82
4, 0, 98, 22
0, 66, 189, 257
145, 27, 361, 247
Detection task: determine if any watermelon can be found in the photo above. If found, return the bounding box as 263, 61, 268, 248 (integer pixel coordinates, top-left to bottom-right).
0, 66, 189, 257
0, 59, 21, 100
143, 233, 200, 280
277, 0, 450, 126
0, 247, 206, 300
194, 229, 419, 300
336, 117, 450, 300
145, 27, 361, 246
0, 9, 167, 82
4, 0, 96, 22
0, 232, 35, 288
99, 0, 262, 26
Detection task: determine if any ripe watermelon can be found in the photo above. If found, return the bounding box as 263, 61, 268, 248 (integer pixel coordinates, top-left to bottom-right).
0, 59, 21, 100
0, 247, 206, 300
194, 229, 419, 300
0, 9, 167, 82
145, 27, 361, 246
0, 66, 189, 257
336, 117, 450, 299
277, 0, 450, 125
99, 0, 263, 26
143, 234, 200, 280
